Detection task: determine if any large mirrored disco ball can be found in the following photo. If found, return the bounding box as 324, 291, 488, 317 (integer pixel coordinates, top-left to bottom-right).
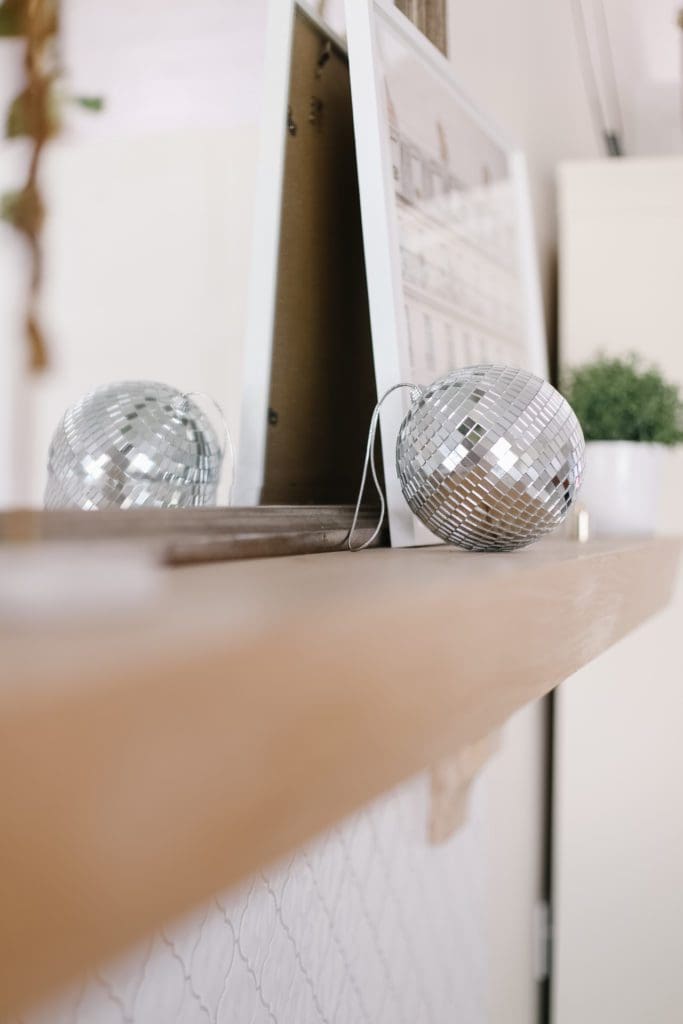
45, 380, 224, 510
396, 365, 585, 551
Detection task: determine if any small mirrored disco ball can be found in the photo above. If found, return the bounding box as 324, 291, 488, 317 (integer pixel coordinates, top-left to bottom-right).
45, 380, 223, 510
396, 365, 585, 551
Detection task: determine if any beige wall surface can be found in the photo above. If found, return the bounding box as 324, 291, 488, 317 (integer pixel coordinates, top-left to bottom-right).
0, 130, 259, 505
447, 0, 599, 334
554, 157, 683, 1023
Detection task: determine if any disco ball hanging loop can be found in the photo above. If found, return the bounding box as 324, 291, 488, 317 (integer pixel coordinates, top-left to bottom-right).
396, 365, 585, 551
45, 380, 224, 510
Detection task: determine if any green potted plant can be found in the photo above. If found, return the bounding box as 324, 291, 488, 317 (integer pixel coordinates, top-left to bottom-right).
563, 355, 683, 535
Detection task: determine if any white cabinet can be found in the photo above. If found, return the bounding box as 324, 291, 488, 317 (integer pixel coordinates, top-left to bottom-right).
554, 157, 683, 1023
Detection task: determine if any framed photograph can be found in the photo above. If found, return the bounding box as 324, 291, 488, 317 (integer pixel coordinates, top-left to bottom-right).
345, 0, 547, 547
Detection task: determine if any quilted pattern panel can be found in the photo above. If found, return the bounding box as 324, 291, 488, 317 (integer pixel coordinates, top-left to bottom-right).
19, 775, 487, 1024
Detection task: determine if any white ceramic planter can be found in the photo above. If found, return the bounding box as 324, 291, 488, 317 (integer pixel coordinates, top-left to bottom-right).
579, 441, 664, 537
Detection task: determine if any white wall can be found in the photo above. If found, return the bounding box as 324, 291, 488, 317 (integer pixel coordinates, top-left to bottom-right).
605, 0, 683, 156
3, 128, 259, 504
0, 37, 28, 508
447, 0, 598, 324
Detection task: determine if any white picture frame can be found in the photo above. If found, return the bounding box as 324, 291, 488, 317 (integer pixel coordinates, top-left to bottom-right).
345, 0, 547, 547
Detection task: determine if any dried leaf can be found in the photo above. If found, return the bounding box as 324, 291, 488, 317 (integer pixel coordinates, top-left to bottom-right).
6, 84, 60, 138
0, 184, 44, 236
27, 313, 48, 371
6, 90, 31, 137
26, 0, 57, 39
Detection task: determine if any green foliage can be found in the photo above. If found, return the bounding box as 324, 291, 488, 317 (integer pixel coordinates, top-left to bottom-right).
0, 0, 22, 37
0, 189, 21, 226
71, 95, 105, 112
563, 355, 683, 445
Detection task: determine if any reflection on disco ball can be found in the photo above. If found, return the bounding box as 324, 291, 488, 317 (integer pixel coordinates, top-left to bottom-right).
45, 380, 223, 510
396, 365, 584, 551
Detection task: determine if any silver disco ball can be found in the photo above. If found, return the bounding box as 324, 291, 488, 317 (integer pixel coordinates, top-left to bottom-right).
396, 365, 585, 551
45, 380, 223, 510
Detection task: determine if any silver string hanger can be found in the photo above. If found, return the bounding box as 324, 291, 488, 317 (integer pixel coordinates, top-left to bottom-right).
347, 382, 422, 551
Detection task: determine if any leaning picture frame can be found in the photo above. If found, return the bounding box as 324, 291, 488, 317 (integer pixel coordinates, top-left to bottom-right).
345, 0, 547, 547
234, 1, 376, 509
233, 0, 324, 506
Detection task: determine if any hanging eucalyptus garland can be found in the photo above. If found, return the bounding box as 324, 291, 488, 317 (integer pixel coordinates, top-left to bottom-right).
0, 0, 59, 370
0, 0, 101, 371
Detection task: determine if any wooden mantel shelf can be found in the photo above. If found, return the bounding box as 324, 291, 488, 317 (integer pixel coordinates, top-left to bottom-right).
0, 537, 679, 1016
